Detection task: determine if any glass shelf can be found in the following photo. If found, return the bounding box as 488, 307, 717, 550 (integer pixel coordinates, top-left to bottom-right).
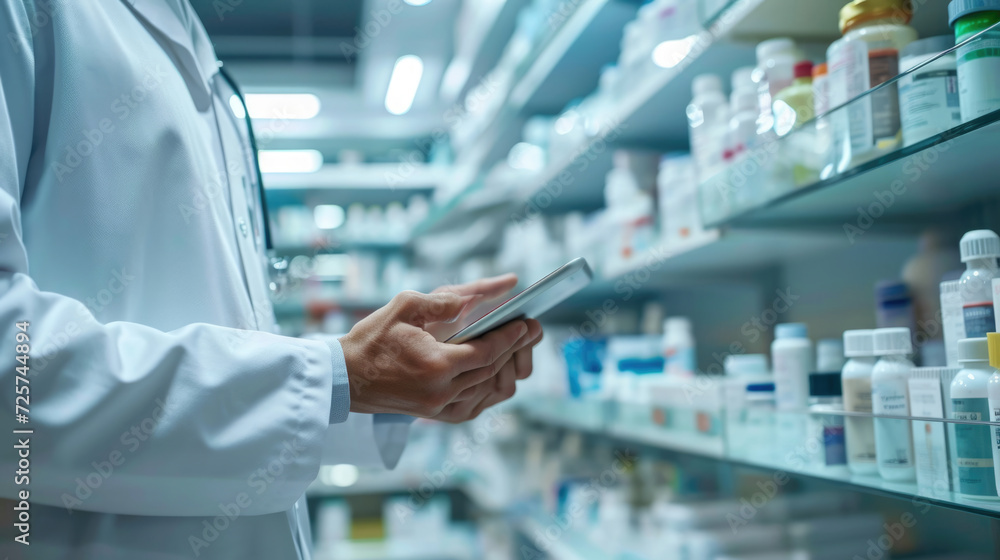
699, 21, 1000, 228
518, 393, 1000, 519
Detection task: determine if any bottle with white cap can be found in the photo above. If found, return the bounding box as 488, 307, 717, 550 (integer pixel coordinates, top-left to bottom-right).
727, 66, 758, 162
842, 330, 879, 475
662, 317, 696, 377
687, 74, 729, 182
959, 229, 1000, 338
871, 327, 916, 481
772, 323, 814, 410
753, 38, 802, 136
950, 337, 999, 499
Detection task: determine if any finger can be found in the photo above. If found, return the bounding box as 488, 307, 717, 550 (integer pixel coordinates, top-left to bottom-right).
449, 322, 536, 391
394, 291, 475, 326
441, 319, 527, 373
435, 273, 518, 298
470, 361, 518, 418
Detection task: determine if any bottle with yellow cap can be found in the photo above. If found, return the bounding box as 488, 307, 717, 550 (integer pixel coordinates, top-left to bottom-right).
986, 332, 1000, 495
827, 0, 918, 172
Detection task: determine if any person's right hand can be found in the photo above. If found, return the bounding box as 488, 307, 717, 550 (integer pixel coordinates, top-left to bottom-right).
339, 290, 530, 418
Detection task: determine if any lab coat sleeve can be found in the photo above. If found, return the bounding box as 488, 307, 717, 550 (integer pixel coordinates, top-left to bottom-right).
313, 337, 412, 469
0, 3, 346, 517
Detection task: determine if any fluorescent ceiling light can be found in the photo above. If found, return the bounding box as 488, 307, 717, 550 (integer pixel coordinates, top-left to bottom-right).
229, 93, 321, 120
313, 205, 346, 230
320, 464, 359, 487
652, 36, 698, 69
404, 0, 432, 5
258, 150, 323, 173
385, 55, 424, 116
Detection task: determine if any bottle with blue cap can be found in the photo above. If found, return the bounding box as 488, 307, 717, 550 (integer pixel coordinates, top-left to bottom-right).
772, 323, 815, 411
949, 0, 1000, 121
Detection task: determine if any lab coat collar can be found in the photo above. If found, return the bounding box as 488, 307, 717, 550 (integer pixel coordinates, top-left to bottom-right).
119, 0, 219, 111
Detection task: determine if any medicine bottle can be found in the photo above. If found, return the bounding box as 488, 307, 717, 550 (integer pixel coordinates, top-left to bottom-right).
950, 337, 999, 499
808, 371, 848, 469
753, 38, 802, 136
842, 329, 879, 475
772, 323, 814, 411
872, 327, 916, 481
898, 35, 961, 146
773, 61, 815, 136
949, 0, 1000, 122
827, 0, 917, 169
959, 229, 1000, 338
985, 333, 1000, 494
687, 74, 729, 182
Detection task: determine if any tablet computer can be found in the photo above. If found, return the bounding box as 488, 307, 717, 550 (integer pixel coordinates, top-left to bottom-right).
445, 257, 593, 344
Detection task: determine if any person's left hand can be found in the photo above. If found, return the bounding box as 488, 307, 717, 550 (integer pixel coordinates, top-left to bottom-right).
429, 274, 543, 423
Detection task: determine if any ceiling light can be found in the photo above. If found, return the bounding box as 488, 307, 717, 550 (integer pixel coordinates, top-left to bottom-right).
652, 36, 698, 69
404, 0, 432, 5
313, 205, 346, 230
258, 150, 323, 173
385, 55, 424, 116
229, 93, 321, 120
320, 464, 359, 487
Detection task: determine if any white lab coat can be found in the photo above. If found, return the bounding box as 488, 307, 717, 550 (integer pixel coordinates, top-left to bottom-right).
0, 1, 408, 558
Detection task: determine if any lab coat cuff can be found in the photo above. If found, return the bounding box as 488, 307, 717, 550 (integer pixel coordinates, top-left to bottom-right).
324, 338, 351, 424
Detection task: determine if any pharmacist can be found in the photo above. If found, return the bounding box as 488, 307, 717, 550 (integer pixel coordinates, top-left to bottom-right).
0, 1, 543, 558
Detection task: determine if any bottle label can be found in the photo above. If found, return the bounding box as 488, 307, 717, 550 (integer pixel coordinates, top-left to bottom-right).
822, 420, 847, 466
873, 377, 913, 470
963, 302, 996, 339
956, 30, 1000, 121
898, 68, 961, 145
868, 48, 902, 146
990, 398, 1000, 493
952, 398, 997, 497
843, 376, 877, 466
908, 377, 950, 492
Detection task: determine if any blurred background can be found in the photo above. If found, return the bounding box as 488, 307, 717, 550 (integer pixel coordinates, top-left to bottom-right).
194, 0, 1000, 557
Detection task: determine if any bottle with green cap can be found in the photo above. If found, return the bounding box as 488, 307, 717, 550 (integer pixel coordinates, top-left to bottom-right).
949, 0, 1000, 122
985, 332, 1000, 494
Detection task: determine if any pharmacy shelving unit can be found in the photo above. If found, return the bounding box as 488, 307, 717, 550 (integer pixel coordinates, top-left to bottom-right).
515, 396, 1000, 520
402, 0, 1000, 550
413, 0, 956, 265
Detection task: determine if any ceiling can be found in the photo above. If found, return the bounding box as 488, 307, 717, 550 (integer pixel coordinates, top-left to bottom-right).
189, 0, 463, 158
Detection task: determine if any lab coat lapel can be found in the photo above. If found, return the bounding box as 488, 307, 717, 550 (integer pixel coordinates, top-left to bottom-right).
119, 0, 215, 110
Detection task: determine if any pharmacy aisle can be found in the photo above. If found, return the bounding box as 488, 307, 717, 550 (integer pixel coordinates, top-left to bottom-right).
212, 0, 1000, 557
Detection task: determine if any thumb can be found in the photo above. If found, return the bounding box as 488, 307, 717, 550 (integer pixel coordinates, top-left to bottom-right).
394, 291, 477, 326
